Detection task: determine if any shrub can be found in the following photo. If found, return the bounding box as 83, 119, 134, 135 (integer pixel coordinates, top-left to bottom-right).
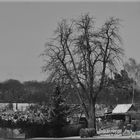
79, 128, 96, 138
61, 123, 86, 137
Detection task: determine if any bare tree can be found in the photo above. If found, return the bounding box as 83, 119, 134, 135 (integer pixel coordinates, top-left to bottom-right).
42, 14, 124, 129
124, 58, 140, 103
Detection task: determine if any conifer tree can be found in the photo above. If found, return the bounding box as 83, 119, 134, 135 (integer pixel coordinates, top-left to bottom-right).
49, 86, 70, 137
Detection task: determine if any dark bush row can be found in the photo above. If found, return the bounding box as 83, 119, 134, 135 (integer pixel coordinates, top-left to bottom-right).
25, 123, 87, 138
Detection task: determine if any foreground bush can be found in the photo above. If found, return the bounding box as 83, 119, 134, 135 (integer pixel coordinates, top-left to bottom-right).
62, 123, 87, 137
79, 128, 96, 138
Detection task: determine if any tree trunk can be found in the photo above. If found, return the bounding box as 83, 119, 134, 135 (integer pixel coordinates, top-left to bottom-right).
87, 101, 96, 130
87, 117, 95, 128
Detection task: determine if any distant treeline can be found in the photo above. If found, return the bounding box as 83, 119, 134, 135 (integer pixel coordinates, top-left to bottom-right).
0, 70, 139, 105
0, 79, 79, 104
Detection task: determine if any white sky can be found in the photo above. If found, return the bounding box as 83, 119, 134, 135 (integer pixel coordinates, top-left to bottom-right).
0, 1, 139, 82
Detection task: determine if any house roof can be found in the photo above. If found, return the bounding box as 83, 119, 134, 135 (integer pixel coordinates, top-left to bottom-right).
112, 104, 133, 114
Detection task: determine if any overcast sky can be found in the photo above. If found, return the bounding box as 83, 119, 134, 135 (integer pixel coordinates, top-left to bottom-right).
0, 1, 139, 82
